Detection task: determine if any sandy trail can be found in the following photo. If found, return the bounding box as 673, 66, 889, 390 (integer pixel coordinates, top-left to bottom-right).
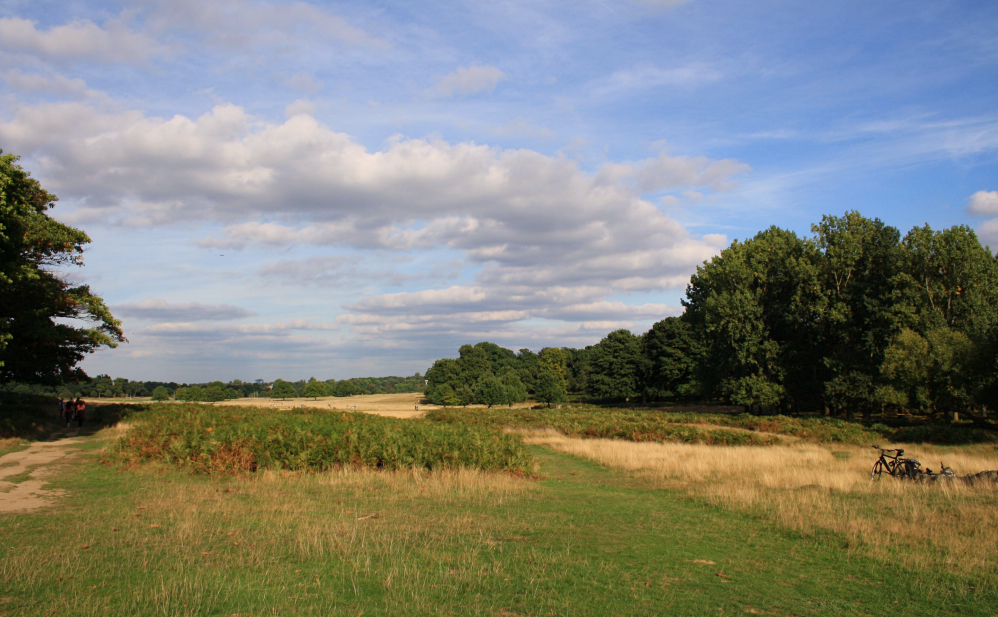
0, 431, 82, 513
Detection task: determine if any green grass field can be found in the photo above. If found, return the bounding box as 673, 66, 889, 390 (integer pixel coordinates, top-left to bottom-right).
2, 415, 996, 616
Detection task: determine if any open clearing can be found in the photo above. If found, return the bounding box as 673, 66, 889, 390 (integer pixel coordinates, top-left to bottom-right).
2, 405, 997, 615
92, 392, 544, 418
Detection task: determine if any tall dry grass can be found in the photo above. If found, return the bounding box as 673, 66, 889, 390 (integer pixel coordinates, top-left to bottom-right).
523, 429, 998, 582
1, 465, 537, 615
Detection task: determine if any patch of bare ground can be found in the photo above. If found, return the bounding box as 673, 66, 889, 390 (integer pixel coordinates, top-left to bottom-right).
0, 433, 83, 513
521, 429, 998, 580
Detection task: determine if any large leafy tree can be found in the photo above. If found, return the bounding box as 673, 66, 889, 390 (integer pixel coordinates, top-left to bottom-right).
640, 316, 702, 401
271, 379, 298, 400
812, 212, 901, 417
302, 377, 328, 399
0, 151, 124, 383
585, 329, 646, 401
684, 227, 821, 409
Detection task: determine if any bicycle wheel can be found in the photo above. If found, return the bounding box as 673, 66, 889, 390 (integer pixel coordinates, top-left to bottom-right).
871, 460, 884, 479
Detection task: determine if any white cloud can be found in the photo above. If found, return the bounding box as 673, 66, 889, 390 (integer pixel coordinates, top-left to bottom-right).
979, 218, 998, 252
0, 100, 743, 347
430, 65, 506, 98
140, 0, 388, 50
967, 190, 998, 216
143, 319, 338, 336
113, 299, 256, 321
283, 72, 323, 94
0, 16, 166, 63
1, 69, 107, 100
284, 98, 316, 118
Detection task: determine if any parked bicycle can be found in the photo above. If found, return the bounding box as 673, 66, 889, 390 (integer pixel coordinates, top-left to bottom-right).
870, 445, 922, 479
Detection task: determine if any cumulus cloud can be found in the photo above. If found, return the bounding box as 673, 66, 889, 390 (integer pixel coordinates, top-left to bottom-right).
143, 319, 338, 336
1, 99, 742, 347
0, 16, 166, 63
967, 190, 998, 216
1, 69, 107, 100
430, 65, 506, 98
113, 299, 256, 321
980, 219, 998, 252
284, 98, 316, 118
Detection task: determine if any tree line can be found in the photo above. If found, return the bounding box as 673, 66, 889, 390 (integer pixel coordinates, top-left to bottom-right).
2, 374, 427, 402
425, 212, 998, 428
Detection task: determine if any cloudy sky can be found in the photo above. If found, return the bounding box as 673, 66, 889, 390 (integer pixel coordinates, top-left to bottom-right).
2, 0, 996, 382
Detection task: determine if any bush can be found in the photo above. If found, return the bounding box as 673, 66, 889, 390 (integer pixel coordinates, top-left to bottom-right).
426, 407, 780, 446
106, 404, 533, 475
151, 386, 170, 401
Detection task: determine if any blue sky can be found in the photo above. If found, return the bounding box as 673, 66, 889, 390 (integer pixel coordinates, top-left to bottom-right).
1, 0, 996, 382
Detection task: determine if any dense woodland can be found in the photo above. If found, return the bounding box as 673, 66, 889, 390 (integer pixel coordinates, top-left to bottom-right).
425, 212, 998, 428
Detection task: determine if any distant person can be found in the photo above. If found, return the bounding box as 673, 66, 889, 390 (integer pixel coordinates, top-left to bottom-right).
62, 398, 73, 427
58, 397, 65, 421
74, 397, 86, 427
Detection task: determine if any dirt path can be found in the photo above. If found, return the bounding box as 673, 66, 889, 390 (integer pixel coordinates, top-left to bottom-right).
0, 431, 83, 514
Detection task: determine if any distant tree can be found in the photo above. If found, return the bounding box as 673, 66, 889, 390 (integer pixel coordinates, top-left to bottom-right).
303, 379, 328, 399
640, 317, 702, 401
176, 385, 206, 402
151, 386, 170, 401
434, 383, 461, 406
499, 371, 527, 406
472, 374, 506, 408
425, 358, 462, 404
534, 369, 567, 407
271, 379, 297, 400
334, 380, 361, 397
585, 330, 647, 400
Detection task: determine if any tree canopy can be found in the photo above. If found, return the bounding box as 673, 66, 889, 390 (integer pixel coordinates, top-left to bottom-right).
420, 211, 998, 432
0, 151, 124, 383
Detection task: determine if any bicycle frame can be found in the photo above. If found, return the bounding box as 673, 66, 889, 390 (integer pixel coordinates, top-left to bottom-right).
871, 445, 906, 478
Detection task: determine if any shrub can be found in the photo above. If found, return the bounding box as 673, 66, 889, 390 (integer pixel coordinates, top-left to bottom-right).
426, 407, 779, 446
106, 404, 533, 475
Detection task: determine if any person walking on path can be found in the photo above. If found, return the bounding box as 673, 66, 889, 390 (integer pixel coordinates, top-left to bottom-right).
73, 397, 86, 428
64, 398, 75, 427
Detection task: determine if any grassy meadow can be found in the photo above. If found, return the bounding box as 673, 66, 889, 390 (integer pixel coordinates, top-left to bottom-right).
2, 400, 998, 615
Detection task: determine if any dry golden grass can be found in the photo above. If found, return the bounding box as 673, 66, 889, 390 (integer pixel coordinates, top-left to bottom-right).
1, 464, 537, 615
216, 392, 539, 416
521, 429, 998, 580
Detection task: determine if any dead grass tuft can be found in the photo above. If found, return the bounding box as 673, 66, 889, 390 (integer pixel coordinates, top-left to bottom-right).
522, 430, 998, 580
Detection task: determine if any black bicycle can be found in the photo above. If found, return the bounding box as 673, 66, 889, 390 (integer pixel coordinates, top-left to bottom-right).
870, 445, 922, 479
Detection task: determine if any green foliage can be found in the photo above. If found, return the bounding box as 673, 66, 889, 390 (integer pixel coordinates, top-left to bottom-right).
271, 379, 298, 400
302, 379, 328, 399
584, 329, 646, 400
333, 380, 361, 396
427, 405, 998, 446
472, 374, 506, 408
107, 404, 533, 475
533, 369, 567, 406
640, 317, 701, 401
151, 386, 170, 401
427, 407, 780, 446
0, 151, 125, 383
